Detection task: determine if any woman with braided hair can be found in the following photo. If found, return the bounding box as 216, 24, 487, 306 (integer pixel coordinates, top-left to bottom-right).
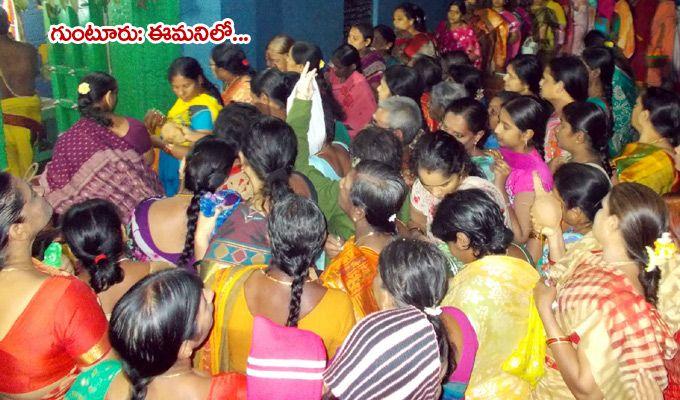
62, 199, 172, 319
198, 194, 355, 374
129, 136, 237, 270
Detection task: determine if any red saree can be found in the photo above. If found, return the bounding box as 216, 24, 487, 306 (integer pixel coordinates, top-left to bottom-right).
0, 275, 109, 399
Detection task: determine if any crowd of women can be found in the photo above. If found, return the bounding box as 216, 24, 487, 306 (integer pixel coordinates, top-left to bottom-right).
1, 1, 680, 399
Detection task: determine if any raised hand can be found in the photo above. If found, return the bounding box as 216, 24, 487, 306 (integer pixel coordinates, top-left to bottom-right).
295, 62, 318, 101
530, 171, 562, 237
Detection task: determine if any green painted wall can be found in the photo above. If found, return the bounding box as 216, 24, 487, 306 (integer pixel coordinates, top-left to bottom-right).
107, 0, 181, 120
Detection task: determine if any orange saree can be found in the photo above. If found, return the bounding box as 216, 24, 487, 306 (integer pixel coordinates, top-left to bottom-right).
221, 75, 253, 105
320, 237, 380, 320
0, 276, 109, 399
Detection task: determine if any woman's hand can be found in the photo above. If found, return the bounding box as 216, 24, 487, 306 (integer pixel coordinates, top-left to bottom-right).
160, 122, 186, 144
534, 278, 558, 314
144, 109, 165, 132
324, 234, 345, 260
490, 150, 511, 187
530, 171, 562, 237
295, 62, 318, 101
634, 372, 663, 400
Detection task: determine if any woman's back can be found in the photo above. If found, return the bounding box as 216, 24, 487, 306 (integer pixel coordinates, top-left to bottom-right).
224, 269, 355, 372
143, 196, 192, 260
0, 271, 109, 399
77, 260, 155, 318
314, 143, 351, 179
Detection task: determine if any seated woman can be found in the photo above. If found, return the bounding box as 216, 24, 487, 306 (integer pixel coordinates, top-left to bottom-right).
145, 57, 223, 197
39, 73, 162, 222
210, 43, 254, 105
0, 173, 111, 399
347, 22, 386, 91
71, 268, 245, 400
431, 188, 541, 399
377, 64, 425, 105
448, 64, 485, 103
373, 24, 400, 67
488, 90, 520, 136
201, 195, 355, 374
441, 98, 495, 180
249, 67, 298, 121
392, 2, 437, 64
539, 55, 589, 162
409, 132, 518, 270
504, 54, 543, 96
324, 238, 456, 400
212, 102, 262, 200
582, 45, 614, 114
553, 101, 611, 175
328, 44, 377, 138
532, 182, 679, 399
196, 118, 314, 286
62, 199, 171, 318
376, 238, 478, 399
528, 163, 610, 274
265, 34, 294, 71
130, 136, 237, 268
613, 87, 680, 195
493, 95, 553, 244
434, 0, 482, 69
321, 160, 406, 320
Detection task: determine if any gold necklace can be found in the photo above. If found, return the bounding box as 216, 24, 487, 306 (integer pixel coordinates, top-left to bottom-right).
261, 269, 315, 286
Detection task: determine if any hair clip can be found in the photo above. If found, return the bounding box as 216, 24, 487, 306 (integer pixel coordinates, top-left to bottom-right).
319, 60, 325, 69
242, 59, 249, 66
603, 41, 614, 48
388, 214, 397, 222
423, 306, 442, 316
94, 254, 107, 264
644, 232, 677, 272
78, 82, 91, 95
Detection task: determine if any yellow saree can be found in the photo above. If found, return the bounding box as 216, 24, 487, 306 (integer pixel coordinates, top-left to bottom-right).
320, 237, 380, 320
441, 255, 540, 399
613, 142, 677, 195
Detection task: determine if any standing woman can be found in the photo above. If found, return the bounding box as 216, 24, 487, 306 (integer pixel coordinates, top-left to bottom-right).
146, 57, 223, 197
62, 199, 170, 318
532, 182, 678, 399
464, 0, 510, 73
434, 0, 483, 69
392, 2, 437, 64
492, 0, 522, 62
0, 173, 111, 399
347, 22, 386, 91
210, 44, 254, 105
40, 72, 162, 222
646, 0, 677, 86
265, 34, 294, 71
613, 87, 680, 195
